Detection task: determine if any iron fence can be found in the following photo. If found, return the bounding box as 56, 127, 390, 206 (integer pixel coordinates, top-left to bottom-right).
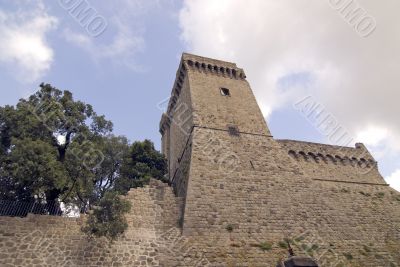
0, 200, 63, 217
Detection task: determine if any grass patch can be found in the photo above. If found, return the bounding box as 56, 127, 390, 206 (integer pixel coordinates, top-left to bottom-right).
278, 241, 288, 249
343, 253, 353, 260
294, 236, 305, 242
299, 243, 319, 254
225, 224, 233, 232
257, 242, 272, 251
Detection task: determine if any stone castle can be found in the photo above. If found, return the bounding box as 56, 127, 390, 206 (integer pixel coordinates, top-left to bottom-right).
1, 53, 399, 266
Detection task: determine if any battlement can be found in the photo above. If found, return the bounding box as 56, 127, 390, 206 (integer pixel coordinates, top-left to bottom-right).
160, 53, 248, 134
182, 53, 238, 68
182, 53, 247, 80
278, 139, 376, 167
277, 139, 388, 185
160, 59, 187, 133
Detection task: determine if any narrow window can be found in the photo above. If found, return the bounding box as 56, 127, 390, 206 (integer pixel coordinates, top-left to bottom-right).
220, 87, 230, 96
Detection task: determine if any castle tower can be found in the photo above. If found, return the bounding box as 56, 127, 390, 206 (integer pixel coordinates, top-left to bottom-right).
160, 53, 304, 235
160, 54, 271, 190
160, 53, 400, 265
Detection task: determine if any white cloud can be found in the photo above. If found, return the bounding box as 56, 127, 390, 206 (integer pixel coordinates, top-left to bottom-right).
356, 126, 388, 147
178, 0, 400, 186
0, 2, 57, 82
385, 169, 400, 192
63, 28, 91, 47
178, 0, 400, 132
62, 0, 170, 71
63, 25, 145, 71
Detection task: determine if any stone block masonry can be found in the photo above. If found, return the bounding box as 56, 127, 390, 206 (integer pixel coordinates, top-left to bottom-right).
0, 179, 185, 266
159, 53, 400, 266
1, 53, 400, 266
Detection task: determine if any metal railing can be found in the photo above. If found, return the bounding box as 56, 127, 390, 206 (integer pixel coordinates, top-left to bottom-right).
0, 200, 63, 217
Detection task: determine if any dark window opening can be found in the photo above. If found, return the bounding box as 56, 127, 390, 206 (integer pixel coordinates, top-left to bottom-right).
220, 87, 230, 96
228, 125, 240, 136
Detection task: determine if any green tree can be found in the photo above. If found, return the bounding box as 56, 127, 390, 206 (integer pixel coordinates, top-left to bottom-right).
116, 139, 168, 193
0, 83, 113, 203
3, 138, 67, 202
93, 135, 130, 198
81, 138, 167, 240
0, 83, 167, 239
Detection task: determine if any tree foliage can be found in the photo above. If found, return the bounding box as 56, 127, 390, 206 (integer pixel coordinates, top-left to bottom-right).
116, 140, 167, 193
82, 191, 131, 240
0, 84, 167, 239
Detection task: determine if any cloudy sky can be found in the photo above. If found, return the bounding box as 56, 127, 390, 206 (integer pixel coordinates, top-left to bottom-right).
0, 0, 399, 191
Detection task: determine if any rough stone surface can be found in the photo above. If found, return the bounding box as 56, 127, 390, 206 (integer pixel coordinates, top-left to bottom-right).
160, 53, 400, 266
1, 53, 400, 266
0, 180, 184, 267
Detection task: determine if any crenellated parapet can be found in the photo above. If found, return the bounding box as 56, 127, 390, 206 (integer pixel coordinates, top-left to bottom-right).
159, 60, 187, 134
159, 53, 248, 134
159, 113, 171, 135
183, 53, 247, 80
286, 149, 376, 168
278, 139, 377, 169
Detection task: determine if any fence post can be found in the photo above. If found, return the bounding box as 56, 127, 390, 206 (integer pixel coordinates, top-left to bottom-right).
30, 202, 35, 215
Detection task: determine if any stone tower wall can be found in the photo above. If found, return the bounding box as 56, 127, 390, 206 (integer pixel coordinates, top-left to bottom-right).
160, 60, 193, 198
184, 53, 270, 136
158, 53, 400, 266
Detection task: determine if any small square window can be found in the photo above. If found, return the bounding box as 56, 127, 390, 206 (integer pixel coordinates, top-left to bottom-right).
220, 87, 230, 96
228, 125, 240, 136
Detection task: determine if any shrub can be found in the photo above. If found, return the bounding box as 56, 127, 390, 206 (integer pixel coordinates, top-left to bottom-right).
82, 191, 131, 241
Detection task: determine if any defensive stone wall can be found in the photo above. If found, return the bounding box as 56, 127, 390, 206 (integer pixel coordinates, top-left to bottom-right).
278, 140, 386, 185
158, 53, 400, 266
177, 127, 400, 266
2, 53, 400, 266
0, 180, 184, 267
